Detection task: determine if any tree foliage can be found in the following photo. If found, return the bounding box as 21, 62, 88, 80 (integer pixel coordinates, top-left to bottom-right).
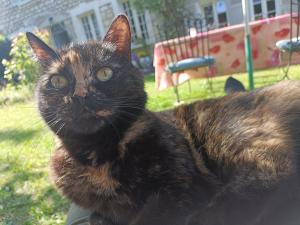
130, 0, 187, 17
2, 30, 50, 88
130, 0, 190, 38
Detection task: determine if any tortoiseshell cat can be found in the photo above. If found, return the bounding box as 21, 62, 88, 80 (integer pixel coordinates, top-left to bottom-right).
27, 15, 300, 225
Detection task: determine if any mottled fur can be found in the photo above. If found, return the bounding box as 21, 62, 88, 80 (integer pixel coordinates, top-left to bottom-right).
27, 15, 300, 225
174, 81, 300, 225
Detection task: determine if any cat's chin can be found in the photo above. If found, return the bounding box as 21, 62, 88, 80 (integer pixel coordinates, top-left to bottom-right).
71, 121, 105, 135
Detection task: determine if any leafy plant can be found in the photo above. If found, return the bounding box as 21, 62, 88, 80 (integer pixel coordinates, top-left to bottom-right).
2, 30, 50, 88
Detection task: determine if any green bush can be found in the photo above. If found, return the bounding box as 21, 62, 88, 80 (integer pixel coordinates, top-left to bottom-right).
2, 30, 50, 88
0, 34, 11, 80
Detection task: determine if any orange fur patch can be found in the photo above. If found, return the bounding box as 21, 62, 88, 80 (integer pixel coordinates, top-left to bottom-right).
96, 110, 113, 117
118, 119, 148, 158
87, 163, 120, 195
64, 50, 88, 97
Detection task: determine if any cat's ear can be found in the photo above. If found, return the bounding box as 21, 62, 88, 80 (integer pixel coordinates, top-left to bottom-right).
103, 14, 131, 60
26, 32, 59, 66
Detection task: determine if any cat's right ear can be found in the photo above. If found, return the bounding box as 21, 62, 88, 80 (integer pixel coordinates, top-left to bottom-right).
26, 32, 59, 66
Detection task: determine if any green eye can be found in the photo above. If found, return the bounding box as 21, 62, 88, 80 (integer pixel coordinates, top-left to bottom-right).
96, 67, 113, 82
50, 75, 68, 89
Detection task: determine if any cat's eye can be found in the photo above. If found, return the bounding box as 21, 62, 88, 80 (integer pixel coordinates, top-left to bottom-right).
96, 67, 113, 82
50, 75, 68, 89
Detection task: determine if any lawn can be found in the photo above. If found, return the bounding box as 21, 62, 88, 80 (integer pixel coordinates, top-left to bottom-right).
1, 65, 300, 225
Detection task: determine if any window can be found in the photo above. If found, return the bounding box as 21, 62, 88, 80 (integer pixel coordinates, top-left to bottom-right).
218, 13, 228, 27
122, 1, 138, 42
216, 1, 228, 28
204, 5, 214, 27
80, 12, 101, 40
253, 0, 263, 20
266, 0, 276, 18
99, 3, 115, 32
137, 12, 149, 41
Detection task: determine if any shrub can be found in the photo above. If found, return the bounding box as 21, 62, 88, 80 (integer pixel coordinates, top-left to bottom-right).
0, 34, 11, 88
2, 30, 50, 88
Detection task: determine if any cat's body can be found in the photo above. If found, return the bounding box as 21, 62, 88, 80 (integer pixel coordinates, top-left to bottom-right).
26, 15, 300, 225
51, 110, 215, 225
174, 81, 300, 224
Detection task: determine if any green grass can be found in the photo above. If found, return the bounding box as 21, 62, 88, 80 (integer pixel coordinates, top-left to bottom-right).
0, 85, 34, 106
1, 65, 300, 225
0, 102, 68, 225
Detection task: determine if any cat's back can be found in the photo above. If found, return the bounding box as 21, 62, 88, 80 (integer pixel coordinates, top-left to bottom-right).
175, 80, 300, 186
251, 80, 300, 113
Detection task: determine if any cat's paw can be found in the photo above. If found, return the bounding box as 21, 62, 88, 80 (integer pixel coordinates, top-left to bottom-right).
89, 213, 113, 225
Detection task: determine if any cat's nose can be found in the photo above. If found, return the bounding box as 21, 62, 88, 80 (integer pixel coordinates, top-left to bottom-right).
74, 81, 88, 97
73, 86, 87, 97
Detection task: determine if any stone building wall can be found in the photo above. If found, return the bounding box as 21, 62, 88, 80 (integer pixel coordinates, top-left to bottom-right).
0, 0, 94, 37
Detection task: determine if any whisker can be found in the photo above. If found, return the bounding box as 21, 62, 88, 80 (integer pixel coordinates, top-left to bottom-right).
56, 122, 66, 135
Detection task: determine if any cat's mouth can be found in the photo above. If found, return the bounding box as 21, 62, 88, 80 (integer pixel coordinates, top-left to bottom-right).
42, 107, 112, 135
60, 108, 114, 135
64, 114, 105, 134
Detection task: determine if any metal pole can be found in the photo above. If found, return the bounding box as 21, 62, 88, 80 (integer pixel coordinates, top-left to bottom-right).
242, 0, 254, 90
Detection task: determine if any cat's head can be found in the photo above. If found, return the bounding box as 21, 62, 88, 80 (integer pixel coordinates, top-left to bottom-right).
27, 15, 147, 135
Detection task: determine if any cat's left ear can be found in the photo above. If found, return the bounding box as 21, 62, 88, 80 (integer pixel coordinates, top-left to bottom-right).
103, 14, 131, 60
26, 32, 59, 66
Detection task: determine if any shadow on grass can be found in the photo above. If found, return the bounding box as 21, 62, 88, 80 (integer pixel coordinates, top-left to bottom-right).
0, 129, 39, 144
0, 158, 69, 225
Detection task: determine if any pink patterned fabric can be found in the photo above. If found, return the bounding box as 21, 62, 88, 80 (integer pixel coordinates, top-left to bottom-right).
154, 14, 300, 91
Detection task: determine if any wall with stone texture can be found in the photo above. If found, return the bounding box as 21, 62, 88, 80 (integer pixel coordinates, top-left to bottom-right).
0, 0, 96, 37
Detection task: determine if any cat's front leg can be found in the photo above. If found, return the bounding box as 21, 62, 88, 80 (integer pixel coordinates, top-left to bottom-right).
129, 194, 192, 225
